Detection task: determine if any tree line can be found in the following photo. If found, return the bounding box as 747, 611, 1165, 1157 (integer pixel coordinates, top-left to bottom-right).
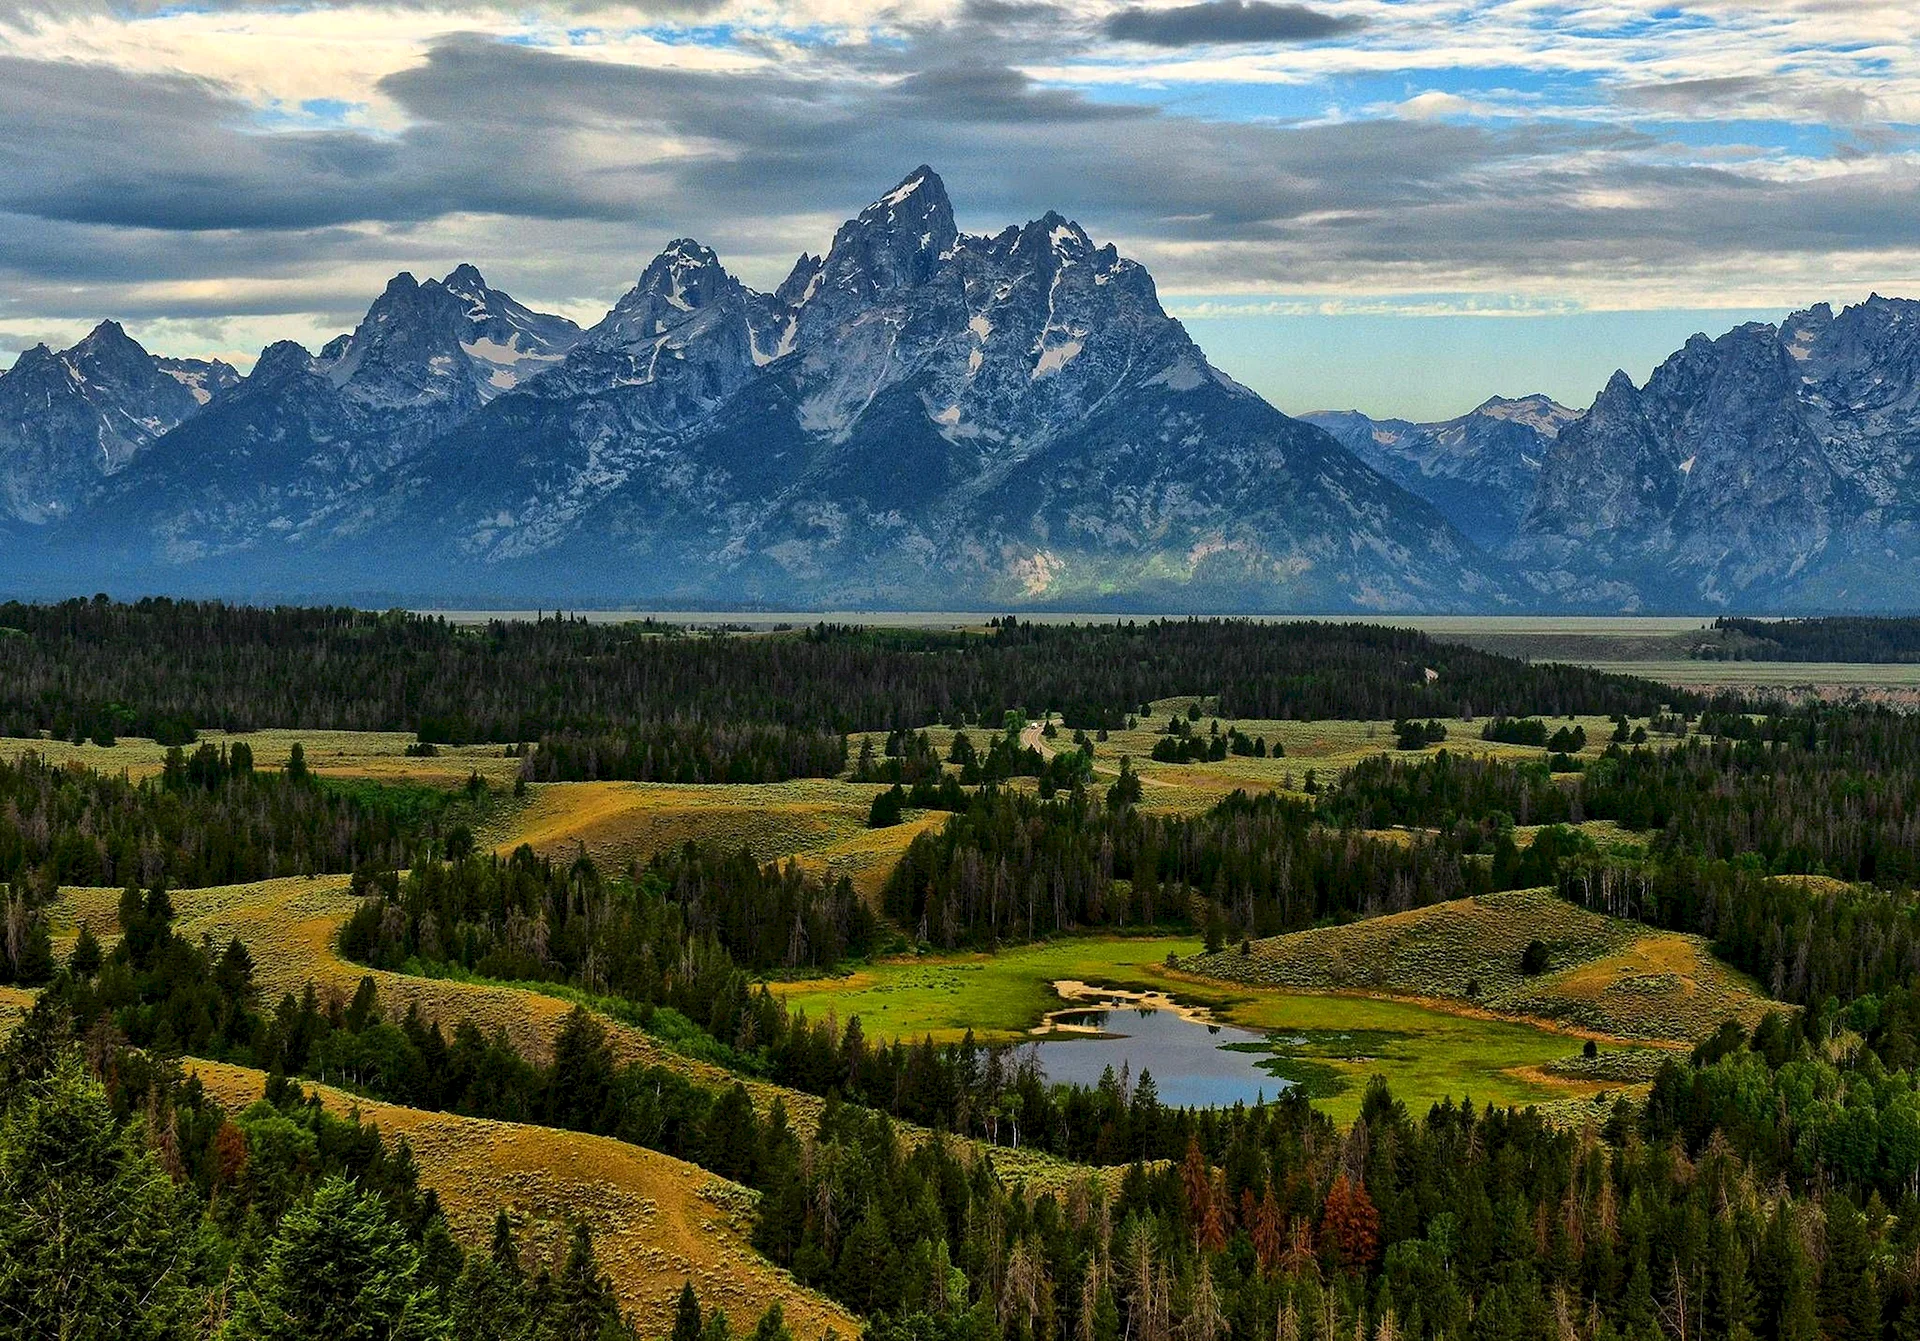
881, 787, 1499, 951
0, 743, 471, 897
1706, 615, 1920, 663
1324, 707, 1920, 887
1, 599, 1699, 760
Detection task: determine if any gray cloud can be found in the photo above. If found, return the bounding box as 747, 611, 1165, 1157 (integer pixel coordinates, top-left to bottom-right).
1616, 74, 1877, 126
1104, 1, 1362, 46
0, 23, 1917, 353
959, 0, 1060, 22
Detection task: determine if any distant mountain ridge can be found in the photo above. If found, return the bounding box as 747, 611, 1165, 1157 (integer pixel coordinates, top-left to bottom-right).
0, 321, 236, 526
4, 167, 1502, 612
5, 173, 1920, 612
1510, 297, 1920, 610
1304, 395, 1576, 550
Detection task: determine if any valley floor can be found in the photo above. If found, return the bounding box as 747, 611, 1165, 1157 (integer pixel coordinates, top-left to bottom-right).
9, 696, 1792, 1329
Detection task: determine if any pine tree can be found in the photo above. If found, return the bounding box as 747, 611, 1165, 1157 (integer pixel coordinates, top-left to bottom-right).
225, 1175, 447, 1340
543, 1009, 616, 1133
541, 1223, 626, 1341
670, 1284, 702, 1341
449, 1249, 530, 1341
0, 1053, 197, 1341
750, 1304, 792, 1341
1821, 1198, 1877, 1340
68, 921, 102, 980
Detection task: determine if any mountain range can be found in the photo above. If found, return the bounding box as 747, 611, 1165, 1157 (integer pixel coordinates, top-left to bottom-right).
3, 167, 1918, 612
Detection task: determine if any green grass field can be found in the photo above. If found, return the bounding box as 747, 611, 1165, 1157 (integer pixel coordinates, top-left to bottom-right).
773, 936, 1204, 1041
775, 934, 1661, 1124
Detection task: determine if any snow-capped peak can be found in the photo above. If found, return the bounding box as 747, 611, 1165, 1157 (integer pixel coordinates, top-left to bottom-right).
442, 263, 491, 304
815, 166, 958, 300
867, 165, 948, 219
640, 239, 733, 311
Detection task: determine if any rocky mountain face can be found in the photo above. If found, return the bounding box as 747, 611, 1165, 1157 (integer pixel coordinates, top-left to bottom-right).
68, 268, 582, 569
0, 321, 236, 525
17, 168, 1502, 610
27, 172, 1920, 612
1513, 297, 1920, 610
1305, 395, 1576, 550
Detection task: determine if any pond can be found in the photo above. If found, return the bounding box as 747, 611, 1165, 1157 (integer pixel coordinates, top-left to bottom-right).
1022, 986, 1290, 1109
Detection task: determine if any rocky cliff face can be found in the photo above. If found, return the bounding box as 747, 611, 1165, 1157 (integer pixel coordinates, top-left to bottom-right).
0, 322, 234, 525
1513, 298, 1920, 610
358, 169, 1503, 609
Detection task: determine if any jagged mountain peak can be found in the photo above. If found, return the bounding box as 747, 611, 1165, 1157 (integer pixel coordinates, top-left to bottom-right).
590, 238, 748, 350
318, 264, 581, 405
16, 165, 1505, 612
775, 252, 825, 308
441, 263, 489, 300
74, 318, 136, 350
817, 165, 959, 300
864, 165, 951, 224
638, 239, 736, 304
0, 315, 215, 525
251, 339, 319, 384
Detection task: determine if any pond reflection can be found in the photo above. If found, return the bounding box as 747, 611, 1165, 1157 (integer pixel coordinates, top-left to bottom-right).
1024, 1001, 1287, 1108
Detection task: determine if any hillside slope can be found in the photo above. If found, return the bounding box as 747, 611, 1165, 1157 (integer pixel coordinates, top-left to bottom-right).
1183, 886, 1774, 1041
188, 1060, 856, 1340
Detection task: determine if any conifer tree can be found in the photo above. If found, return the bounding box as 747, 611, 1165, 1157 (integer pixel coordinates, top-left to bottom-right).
0, 1054, 196, 1341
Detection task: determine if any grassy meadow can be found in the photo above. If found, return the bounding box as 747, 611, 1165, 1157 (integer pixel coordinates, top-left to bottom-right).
775, 932, 1671, 1125
0, 727, 528, 789
937, 700, 1652, 814
490, 777, 890, 872
21, 698, 1776, 1134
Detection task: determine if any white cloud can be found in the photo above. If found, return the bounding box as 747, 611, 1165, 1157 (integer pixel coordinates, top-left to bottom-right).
1, 0, 1919, 362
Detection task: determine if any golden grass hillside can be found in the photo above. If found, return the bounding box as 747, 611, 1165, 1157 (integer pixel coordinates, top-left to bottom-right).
188, 1060, 857, 1341
49, 876, 810, 1110
1183, 887, 1776, 1043
47, 873, 1095, 1190
493, 779, 885, 873
0, 985, 33, 1041
0, 728, 524, 789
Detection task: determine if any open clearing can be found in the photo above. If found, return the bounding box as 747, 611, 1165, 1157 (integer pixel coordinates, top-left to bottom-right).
1184, 886, 1775, 1043
773, 937, 1207, 1043
776, 934, 1662, 1125
188, 1060, 857, 1341
0, 728, 525, 789
487, 778, 886, 873
1006, 704, 1649, 814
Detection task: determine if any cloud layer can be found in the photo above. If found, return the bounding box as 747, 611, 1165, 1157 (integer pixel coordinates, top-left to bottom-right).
1104, 2, 1363, 47
0, 0, 1916, 381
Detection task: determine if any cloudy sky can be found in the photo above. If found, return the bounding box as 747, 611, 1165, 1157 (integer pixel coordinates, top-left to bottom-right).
1, 0, 1916, 419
